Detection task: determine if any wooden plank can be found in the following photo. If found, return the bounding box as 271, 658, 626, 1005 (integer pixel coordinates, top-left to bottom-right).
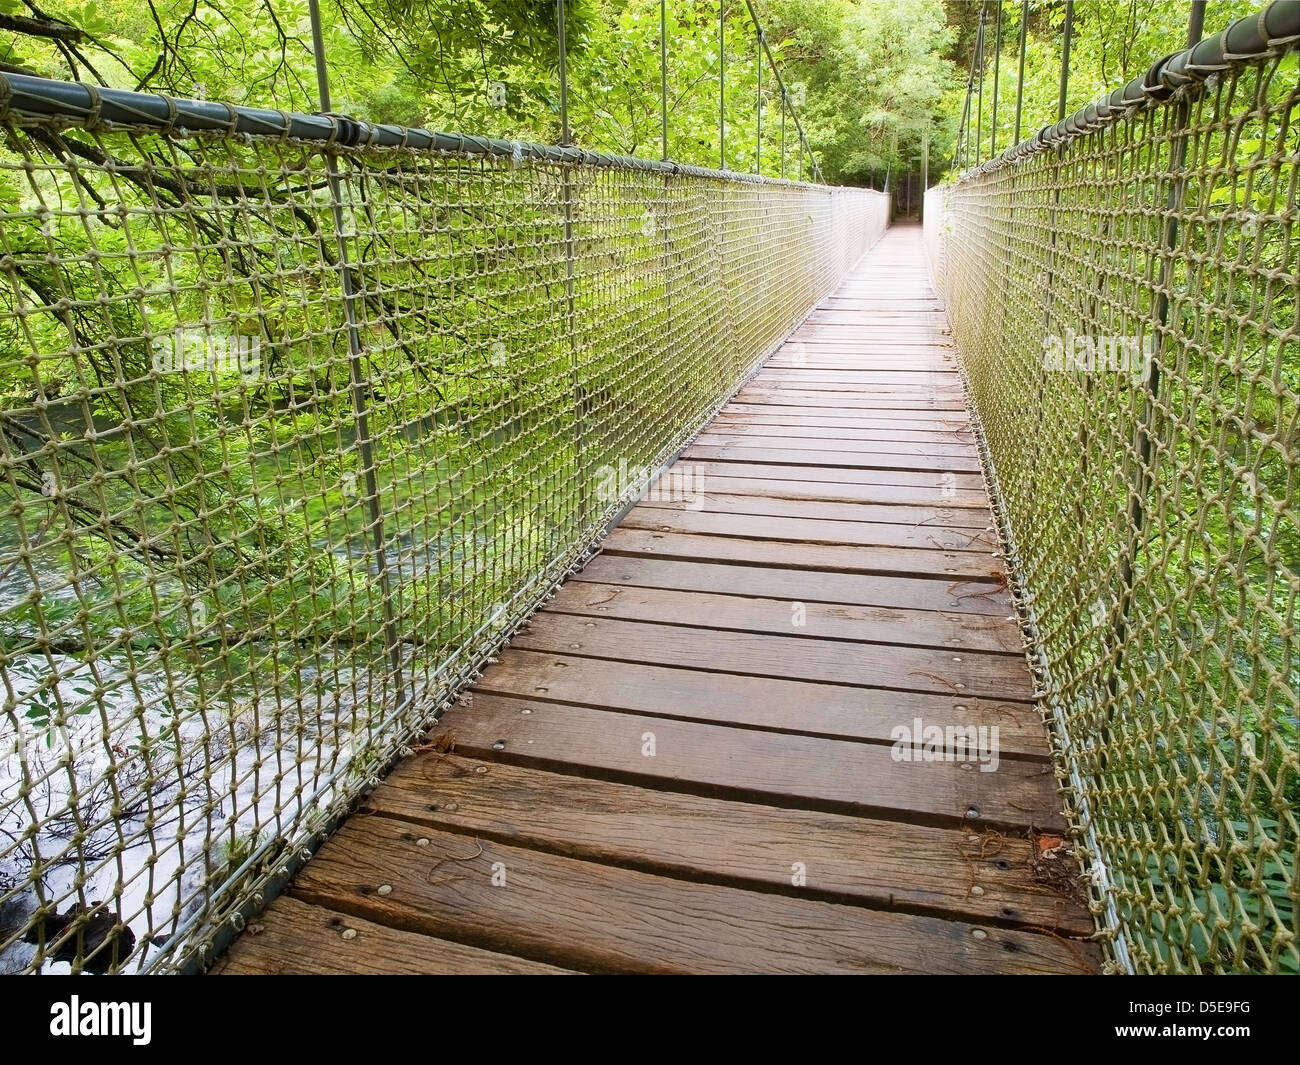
738, 391, 969, 407
753, 372, 961, 387
806, 311, 948, 323
706, 418, 976, 443
735, 394, 968, 412
816, 297, 941, 305
545, 579, 1023, 654
793, 312, 944, 318
575, 555, 1015, 615
620, 504, 997, 551
765, 363, 954, 371
735, 388, 966, 411
685, 458, 986, 488
735, 395, 969, 410
512, 611, 1033, 701
686, 460, 988, 492
720, 403, 972, 428
805, 334, 943, 342
775, 344, 953, 355
795, 330, 953, 342
766, 354, 956, 366
694, 431, 979, 459
739, 383, 965, 400
440, 693, 1064, 833
364, 755, 1092, 935
762, 368, 955, 376
686, 444, 977, 473
762, 363, 954, 372
212, 896, 576, 975
287, 818, 1096, 974
723, 400, 970, 419
761, 370, 956, 378
634, 491, 994, 529
782, 346, 952, 351
770, 347, 950, 353
710, 416, 975, 436
799, 323, 949, 334
787, 343, 954, 353
755, 372, 962, 385
475, 645, 1044, 753
677, 473, 988, 508
809, 318, 946, 326
599, 527, 1002, 581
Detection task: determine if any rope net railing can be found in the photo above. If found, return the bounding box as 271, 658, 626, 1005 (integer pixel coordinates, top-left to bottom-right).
927, 1, 1298, 974
0, 73, 886, 973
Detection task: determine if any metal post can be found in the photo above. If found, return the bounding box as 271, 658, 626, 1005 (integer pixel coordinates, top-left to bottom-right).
719, 0, 726, 170
975, 3, 987, 167
660, 0, 669, 161
307, 0, 404, 694
756, 25, 763, 175
556, 0, 585, 526
558, 0, 572, 146
920, 126, 928, 219
957, 6, 981, 169
957, 77, 973, 169
780, 90, 786, 178
1013, 0, 1028, 144
659, 0, 674, 472
1058, 0, 1073, 122
990, 1, 1002, 159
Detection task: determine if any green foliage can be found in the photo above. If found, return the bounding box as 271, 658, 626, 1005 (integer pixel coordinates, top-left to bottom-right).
0, 0, 966, 183
764, 0, 956, 183
954, 0, 1268, 173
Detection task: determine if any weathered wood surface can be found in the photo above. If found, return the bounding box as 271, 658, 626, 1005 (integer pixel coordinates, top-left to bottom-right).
215, 225, 1098, 976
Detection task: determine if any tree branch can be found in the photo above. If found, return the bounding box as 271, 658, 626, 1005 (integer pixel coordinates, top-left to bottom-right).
0, 12, 83, 43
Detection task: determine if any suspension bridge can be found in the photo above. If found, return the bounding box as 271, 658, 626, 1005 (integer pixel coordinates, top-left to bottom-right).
0, 0, 1296, 976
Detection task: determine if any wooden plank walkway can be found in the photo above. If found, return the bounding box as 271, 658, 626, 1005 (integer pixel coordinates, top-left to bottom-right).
214, 224, 1101, 975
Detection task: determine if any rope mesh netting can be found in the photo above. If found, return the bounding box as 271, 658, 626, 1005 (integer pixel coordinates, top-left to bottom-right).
927, 13, 1298, 974
0, 79, 886, 972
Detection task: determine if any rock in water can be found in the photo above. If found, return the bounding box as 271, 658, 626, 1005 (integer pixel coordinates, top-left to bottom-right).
23, 903, 136, 973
